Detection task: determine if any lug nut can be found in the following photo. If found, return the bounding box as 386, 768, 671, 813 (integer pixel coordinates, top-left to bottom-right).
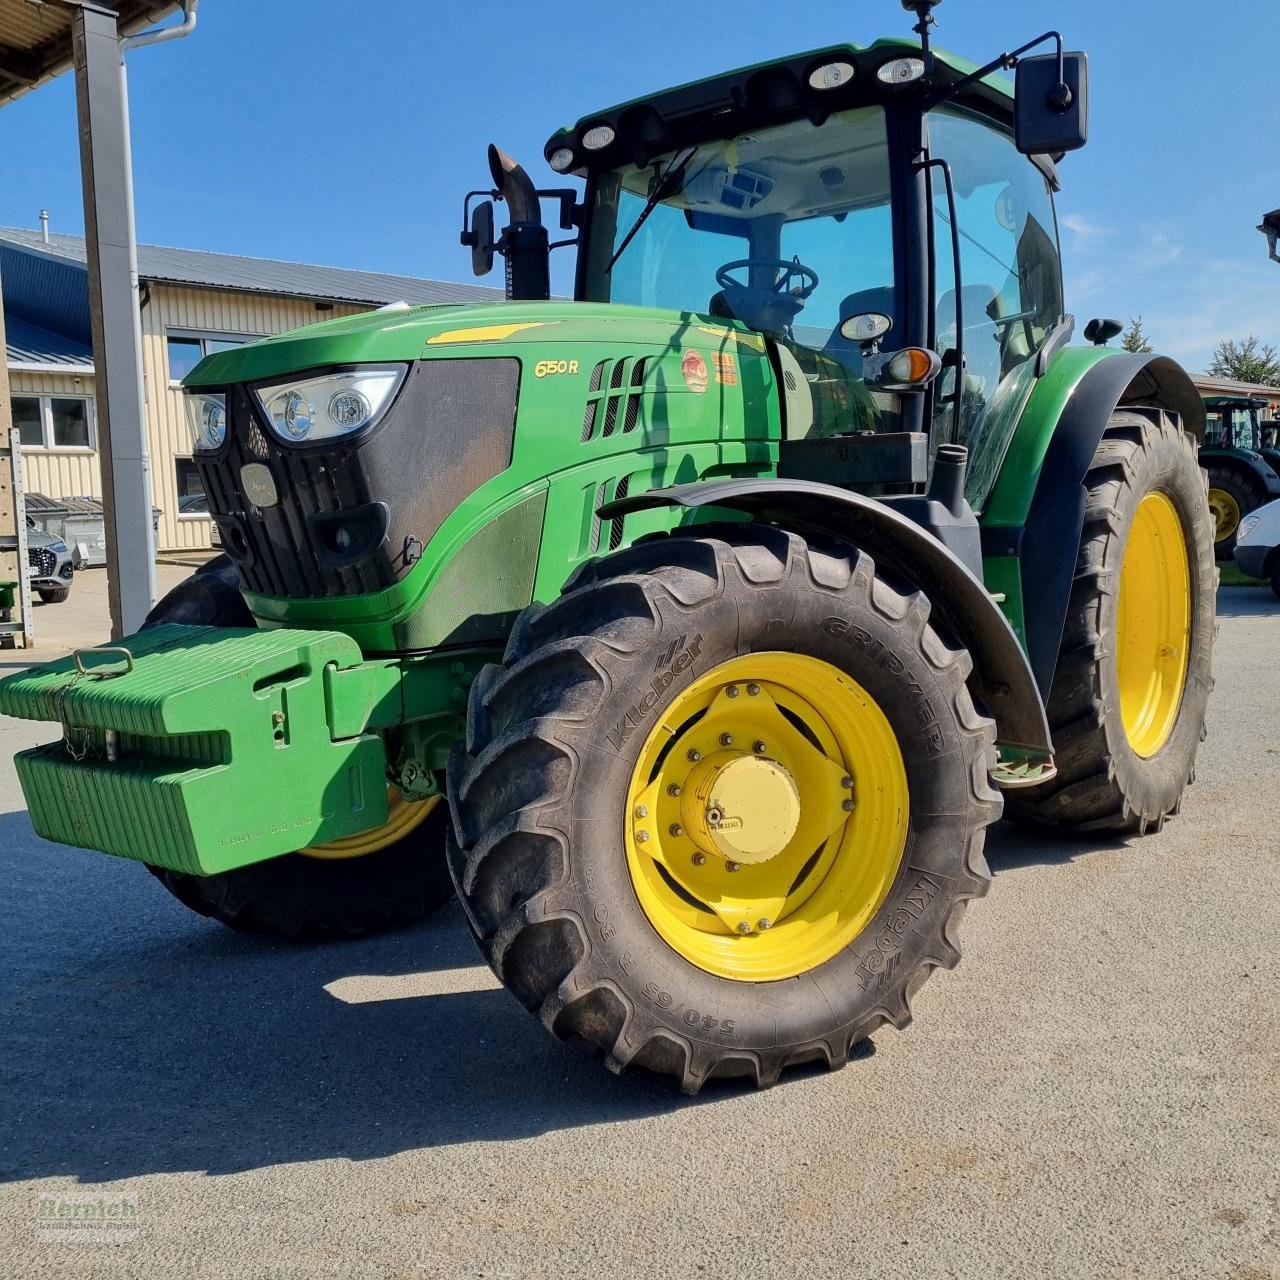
726, 685, 740, 698
719, 732, 734, 747
841, 775, 853, 788
758, 917, 772, 930
687, 748, 701, 763
752, 740, 767, 754
736, 921, 751, 934
707, 807, 723, 824
746, 683, 760, 696
636, 830, 650, 843
635, 804, 648, 819
726, 861, 741, 873
691, 852, 707, 866
669, 823, 684, 837
667, 783, 682, 797
842, 798, 855, 812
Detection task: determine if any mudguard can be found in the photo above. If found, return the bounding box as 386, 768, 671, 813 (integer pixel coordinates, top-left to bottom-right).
1201, 446, 1280, 496
605, 478, 1052, 758
1013, 353, 1205, 695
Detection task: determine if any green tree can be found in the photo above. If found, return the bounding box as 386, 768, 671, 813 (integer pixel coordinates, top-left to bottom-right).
1207, 335, 1280, 385
1121, 316, 1154, 353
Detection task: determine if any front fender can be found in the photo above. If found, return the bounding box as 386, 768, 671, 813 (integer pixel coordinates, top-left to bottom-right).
605, 478, 1051, 758
984, 349, 1206, 697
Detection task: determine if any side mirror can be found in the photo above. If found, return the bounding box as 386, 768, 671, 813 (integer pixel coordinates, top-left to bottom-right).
1015, 51, 1088, 155
465, 200, 495, 277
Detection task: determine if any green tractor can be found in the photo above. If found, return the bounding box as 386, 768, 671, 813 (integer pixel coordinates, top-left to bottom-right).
1200, 395, 1280, 556
0, 4, 1216, 1092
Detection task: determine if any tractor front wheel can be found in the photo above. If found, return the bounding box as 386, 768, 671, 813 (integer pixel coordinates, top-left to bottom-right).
447, 526, 1000, 1092
1008, 410, 1215, 833
141, 557, 454, 939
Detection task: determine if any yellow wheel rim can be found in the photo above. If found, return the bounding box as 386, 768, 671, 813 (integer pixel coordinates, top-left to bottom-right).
624, 652, 909, 982
301, 790, 440, 860
1116, 492, 1192, 758
1207, 488, 1241, 544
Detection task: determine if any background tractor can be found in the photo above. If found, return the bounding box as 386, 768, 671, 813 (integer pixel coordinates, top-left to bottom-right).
0, 2, 1216, 1092
1200, 395, 1280, 556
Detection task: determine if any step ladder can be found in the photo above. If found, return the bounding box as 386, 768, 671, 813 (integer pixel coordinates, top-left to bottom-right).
0, 428, 34, 649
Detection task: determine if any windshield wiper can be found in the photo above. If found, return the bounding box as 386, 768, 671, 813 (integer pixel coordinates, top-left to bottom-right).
606, 146, 699, 274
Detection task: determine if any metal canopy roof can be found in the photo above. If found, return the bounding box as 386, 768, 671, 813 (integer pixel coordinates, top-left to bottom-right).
0, 227, 503, 307
0, 0, 180, 105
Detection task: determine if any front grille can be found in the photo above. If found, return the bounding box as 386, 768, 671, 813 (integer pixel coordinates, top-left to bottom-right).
196, 358, 520, 600
28, 547, 55, 579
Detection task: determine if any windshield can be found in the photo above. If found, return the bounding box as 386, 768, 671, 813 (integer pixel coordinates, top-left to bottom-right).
582, 106, 895, 355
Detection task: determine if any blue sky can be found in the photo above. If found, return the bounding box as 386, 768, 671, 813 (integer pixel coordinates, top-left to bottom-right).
1, 0, 1275, 371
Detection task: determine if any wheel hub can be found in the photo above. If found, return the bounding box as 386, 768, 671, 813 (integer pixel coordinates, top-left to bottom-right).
625, 653, 910, 981
681, 752, 801, 865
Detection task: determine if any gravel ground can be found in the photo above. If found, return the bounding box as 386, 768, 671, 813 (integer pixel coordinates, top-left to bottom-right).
0, 586, 1276, 1280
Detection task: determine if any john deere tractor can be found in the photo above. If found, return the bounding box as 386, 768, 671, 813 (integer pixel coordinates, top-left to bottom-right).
1200, 395, 1280, 556
0, 3, 1215, 1092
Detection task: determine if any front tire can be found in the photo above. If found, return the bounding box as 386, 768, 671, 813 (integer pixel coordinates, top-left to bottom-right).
1008, 410, 1215, 833
448, 526, 1000, 1092
37, 587, 70, 604
142, 556, 454, 939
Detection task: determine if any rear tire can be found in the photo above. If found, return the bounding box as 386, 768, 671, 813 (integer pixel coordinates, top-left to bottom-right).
1008, 411, 1215, 833
141, 555, 454, 939
448, 525, 1000, 1092
1205, 465, 1260, 559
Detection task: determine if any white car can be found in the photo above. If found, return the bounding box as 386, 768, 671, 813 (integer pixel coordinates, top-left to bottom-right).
1234, 497, 1280, 599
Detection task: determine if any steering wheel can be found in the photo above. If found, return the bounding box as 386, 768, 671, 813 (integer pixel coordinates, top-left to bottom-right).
716, 257, 819, 300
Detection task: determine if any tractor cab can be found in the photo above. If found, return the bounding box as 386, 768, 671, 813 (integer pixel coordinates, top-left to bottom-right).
531, 30, 1084, 509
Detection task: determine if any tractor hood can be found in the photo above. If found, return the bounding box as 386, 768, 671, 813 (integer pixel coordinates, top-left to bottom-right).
184, 301, 765, 388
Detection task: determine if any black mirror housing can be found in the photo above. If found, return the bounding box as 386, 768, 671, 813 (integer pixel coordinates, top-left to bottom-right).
1015, 51, 1088, 156
468, 201, 495, 277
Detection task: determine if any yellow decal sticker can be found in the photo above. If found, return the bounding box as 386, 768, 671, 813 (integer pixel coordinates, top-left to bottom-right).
426, 321, 547, 346
534, 359, 581, 377
695, 325, 766, 352
713, 351, 738, 386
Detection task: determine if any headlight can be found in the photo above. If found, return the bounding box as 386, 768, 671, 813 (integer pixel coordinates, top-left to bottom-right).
49, 540, 68, 554
1237, 513, 1261, 542
184, 392, 227, 451
254, 366, 406, 444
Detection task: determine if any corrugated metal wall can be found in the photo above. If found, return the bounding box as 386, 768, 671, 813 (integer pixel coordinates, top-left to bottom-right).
143, 286, 365, 550
10, 369, 102, 500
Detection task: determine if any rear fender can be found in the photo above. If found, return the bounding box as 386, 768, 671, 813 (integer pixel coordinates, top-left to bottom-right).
1202, 447, 1280, 496
604, 478, 1051, 758
985, 351, 1205, 697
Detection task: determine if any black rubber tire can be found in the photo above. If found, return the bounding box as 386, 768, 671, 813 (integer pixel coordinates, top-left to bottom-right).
37, 587, 70, 604
447, 524, 1000, 1093
1007, 411, 1215, 834
1205, 464, 1262, 560
1269, 558, 1280, 602
141, 555, 454, 939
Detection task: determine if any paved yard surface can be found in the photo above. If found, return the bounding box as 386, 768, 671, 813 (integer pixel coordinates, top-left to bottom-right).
0, 584, 1276, 1280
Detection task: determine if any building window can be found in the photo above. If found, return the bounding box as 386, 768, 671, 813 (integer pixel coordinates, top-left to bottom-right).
175, 457, 209, 518
8, 393, 95, 451
166, 331, 252, 383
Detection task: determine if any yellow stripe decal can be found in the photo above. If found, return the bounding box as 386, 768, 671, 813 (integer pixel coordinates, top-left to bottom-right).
426, 322, 549, 346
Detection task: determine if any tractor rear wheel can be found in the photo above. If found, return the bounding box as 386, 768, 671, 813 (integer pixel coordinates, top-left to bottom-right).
141, 556, 454, 939
1008, 411, 1215, 833
447, 525, 1000, 1092
1205, 465, 1260, 559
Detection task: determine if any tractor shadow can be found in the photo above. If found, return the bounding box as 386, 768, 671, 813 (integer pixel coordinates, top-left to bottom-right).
1, 798, 1127, 1186
983, 819, 1129, 872
0, 809, 696, 1185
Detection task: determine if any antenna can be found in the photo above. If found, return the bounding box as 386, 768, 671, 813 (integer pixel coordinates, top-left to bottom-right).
901, 0, 943, 70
